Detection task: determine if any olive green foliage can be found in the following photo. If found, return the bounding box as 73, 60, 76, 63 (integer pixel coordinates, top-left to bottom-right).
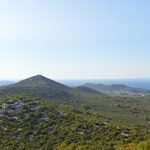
0, 75, 150, 149
0, 96, 150, 150
0, 75, 150, 126
116, 140, 150, 150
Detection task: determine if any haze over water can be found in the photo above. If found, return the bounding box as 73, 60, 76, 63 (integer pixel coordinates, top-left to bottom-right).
59, 79, 150, 90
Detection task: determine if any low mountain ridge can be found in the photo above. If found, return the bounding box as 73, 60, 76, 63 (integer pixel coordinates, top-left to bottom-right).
74, 86, 105, 96
83, 83, 150, 96
1, 75, 150, 126
11, 75, 68, 89
0, 75, 73, 101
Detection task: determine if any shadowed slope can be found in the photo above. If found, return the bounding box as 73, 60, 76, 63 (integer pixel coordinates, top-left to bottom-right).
0, 75, 72, 100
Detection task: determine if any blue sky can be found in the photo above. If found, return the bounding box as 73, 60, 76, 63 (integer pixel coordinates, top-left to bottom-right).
0, 0, 150, 80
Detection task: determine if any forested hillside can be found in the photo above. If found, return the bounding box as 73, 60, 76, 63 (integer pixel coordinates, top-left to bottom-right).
1, 75, 150, 126
0, 96, 150, 150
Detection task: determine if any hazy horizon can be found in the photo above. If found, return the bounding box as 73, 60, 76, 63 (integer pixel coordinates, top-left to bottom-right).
1, 0, 150, 80
1, 75, 150, 81
1, 75, 150, 90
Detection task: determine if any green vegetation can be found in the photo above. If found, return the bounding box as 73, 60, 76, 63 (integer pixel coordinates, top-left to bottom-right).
0, 75, 75, 102
0, 96, 150, 150
0, 75, 150, 149
1, 75, 150, 125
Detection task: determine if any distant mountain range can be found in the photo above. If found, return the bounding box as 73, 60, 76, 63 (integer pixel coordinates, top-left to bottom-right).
0, 75, 150, 100
59, 79, 150, 90
82, 83, 150, 97
0, 75, 103, 102
0, 75, 150, 125
1, 75, 150, 149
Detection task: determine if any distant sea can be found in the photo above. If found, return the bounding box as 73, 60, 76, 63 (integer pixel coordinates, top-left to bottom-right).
58, 79, 150, 90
